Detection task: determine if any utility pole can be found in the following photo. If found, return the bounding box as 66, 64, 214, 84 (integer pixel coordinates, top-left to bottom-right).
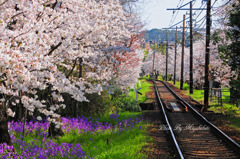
166, 31, 168, 81
153, 42, 155, 78
174, 26, 177, 85
190, 1, 194, 94
180, 15, 185, 90
204, 0, 211, 112
151, 40, 156, 78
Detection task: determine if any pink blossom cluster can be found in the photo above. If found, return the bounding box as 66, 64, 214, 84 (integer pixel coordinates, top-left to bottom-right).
0, 0, 143, 121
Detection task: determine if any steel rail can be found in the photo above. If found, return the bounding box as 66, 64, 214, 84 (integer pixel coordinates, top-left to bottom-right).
153, 81, 184, 159
161, 80, 240, 155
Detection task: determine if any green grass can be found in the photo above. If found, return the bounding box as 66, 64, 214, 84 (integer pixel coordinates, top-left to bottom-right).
228, 117, 240, 130
58, 112, 149, 158
168, 81, 231, 104
129, 79, 153, 103
142, 75, 164, 81
59, 125, 148, 158
168, 81, 204, 103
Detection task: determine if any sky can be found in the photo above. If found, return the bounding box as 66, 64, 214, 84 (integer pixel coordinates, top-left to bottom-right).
136, 0, 223, 30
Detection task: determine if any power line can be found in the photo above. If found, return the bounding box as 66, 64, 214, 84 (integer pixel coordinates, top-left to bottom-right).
193, 3, 207, 21
169, 0, 185, 27
166, 0, 218, 32
211, 0, 231, 14
196, 14, 205, 24
193, 2, 205, 16
167, 0, 207, 29
214, 0, 232, 9
169, 0, 183, 26
194, 0, 217, 31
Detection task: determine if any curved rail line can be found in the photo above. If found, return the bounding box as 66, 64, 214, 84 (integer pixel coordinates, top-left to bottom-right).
153, 80, 240, 159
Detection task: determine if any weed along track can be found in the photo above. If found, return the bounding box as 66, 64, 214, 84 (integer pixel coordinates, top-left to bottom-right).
153, 80, 240, 159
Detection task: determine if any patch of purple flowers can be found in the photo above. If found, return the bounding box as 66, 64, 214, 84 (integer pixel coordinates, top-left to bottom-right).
9, 120, 49, 137
109, 112, 119, 120
0, 139, 85, 159
1, 114, 143, 158
61, 117, 113, 133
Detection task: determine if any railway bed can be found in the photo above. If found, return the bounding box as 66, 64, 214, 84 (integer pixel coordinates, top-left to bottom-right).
153, 80, 240, 159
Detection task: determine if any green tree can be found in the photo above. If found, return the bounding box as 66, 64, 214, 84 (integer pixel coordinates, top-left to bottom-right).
216, 0, 240, 105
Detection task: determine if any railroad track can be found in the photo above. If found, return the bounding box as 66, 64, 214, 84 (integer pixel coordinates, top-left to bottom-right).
153, 80, 240, 159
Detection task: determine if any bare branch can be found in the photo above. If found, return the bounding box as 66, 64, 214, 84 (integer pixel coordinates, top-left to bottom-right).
12, 28, 32, 41
0, 73, 6, 79
66, 58, 78, 78
29, 68, 50, 72
45, 42, 62, 56
0, 0, 9, 6
11, 11, 26, 19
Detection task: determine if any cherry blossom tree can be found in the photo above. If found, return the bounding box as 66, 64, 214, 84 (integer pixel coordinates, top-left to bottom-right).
212, 0, 240, 103
0, 0, 143, 144
142, 44, 184, 80
142, 49, 165, 77
115, 35, 144, 89
142, 39, 233, 89
192, 39, 233, 88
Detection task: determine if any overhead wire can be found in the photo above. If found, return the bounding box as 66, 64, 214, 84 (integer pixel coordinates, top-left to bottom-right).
167, 0, 217, 35
193, 2, 205, 16
213, 0, 232, 9
171, 0, 185, 25
168, 0, 202, 29
169, 0, 184, 26
184, 0, 197, 32
211, 0, 231, 15
193, 3, 207, 21
169, 0, 185, 27
193, 0, 218, 32
168, 0, 183, 26
210, 0, 232, 28
184, 0, 200, 35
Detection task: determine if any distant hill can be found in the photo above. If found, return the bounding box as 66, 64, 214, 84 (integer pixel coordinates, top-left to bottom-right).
143, 28, 189, 44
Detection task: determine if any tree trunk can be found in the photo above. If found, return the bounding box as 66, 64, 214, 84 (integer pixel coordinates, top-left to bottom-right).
0, 103, 12, 145
48, 120, 64, 138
